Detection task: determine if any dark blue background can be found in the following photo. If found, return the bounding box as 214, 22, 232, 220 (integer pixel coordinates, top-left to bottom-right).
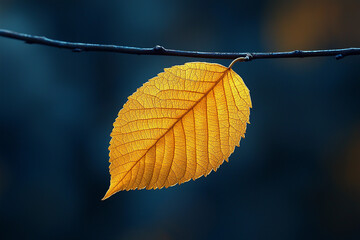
1, 0, 360, 239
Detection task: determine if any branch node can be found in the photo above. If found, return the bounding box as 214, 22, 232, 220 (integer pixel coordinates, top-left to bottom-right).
293, 50, 303, 56
153, 45, 165, 52
244, 53, 253, 61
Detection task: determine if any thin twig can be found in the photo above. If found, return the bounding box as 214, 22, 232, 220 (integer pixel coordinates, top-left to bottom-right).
1, 29, 359, 60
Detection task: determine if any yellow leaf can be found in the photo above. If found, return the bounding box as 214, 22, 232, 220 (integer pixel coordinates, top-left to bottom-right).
103, 61, 251, 200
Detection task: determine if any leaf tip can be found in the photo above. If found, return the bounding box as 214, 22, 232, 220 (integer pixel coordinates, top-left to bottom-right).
101, 190, 112, 201
102, 183, 118, 200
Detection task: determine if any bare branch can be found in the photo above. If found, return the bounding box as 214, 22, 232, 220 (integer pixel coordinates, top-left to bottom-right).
1, 29, 359, 60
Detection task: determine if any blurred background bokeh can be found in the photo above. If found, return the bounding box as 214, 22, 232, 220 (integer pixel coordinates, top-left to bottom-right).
1, 0, 360, 239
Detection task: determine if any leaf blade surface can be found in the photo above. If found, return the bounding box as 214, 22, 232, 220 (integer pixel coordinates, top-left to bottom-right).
103, 62, 251, 199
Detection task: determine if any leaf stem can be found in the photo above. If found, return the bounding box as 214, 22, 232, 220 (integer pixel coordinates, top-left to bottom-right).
1, 29, 360, 61
228, 54, 253, 68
